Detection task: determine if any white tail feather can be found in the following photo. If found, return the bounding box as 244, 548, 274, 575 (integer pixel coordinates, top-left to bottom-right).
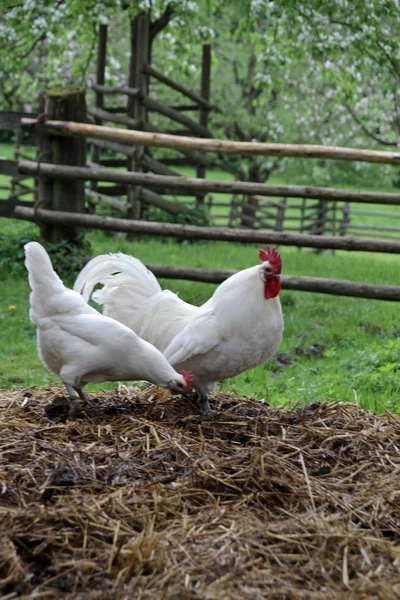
73, 253, 161, 303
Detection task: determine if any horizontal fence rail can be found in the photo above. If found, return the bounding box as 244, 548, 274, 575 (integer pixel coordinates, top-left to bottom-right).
145, 264, 400, 301
18, 161, 400, 206
20, 119, 400, 164
12, 207, 400, 254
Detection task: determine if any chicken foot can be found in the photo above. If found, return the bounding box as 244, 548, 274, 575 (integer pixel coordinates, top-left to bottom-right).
64, 383, 88, 418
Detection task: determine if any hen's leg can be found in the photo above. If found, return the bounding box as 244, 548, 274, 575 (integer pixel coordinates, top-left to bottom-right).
199, 396, 211, 414
74, 387, 87, 403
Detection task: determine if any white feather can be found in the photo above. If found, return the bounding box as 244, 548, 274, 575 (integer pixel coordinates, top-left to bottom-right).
73, 251, 284, 397
25, 242, 189, 392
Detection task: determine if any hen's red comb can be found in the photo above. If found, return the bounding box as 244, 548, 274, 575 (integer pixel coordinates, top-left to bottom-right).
181, 371, 193, 392
258, 246, 282, 274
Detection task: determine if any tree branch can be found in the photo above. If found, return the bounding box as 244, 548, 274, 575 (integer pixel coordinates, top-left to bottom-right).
344, 103, 397, 146
150, 3, 175, 41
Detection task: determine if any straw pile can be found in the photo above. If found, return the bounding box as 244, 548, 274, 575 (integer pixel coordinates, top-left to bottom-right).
0, 386, 399, 599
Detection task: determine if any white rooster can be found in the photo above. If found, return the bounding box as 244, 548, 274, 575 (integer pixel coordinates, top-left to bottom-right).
74, 247, 284, 412
25, 242, 192, 415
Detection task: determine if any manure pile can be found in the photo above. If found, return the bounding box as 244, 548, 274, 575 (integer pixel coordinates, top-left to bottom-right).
0, 387, 399, 599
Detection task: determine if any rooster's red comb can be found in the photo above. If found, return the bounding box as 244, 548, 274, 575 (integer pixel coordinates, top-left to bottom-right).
258, 246, 282, 274
181, 371, 193, 392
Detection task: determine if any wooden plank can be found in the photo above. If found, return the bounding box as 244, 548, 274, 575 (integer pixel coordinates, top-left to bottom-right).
18, 160, 400, 206
22, 118, 400, 165
143, 64, 219, 112
13, 206, 400, 254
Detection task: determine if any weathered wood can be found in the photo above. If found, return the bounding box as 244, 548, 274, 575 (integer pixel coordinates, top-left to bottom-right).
0, 110, 37, 130
89, 107, 140, 128
141, 154, 181, 177
348, 223, 400, 232
351, 209, 400, 219
22, 119, 400, 165
91, 138, 135, 157
169, 104, 201, 112
0, 159, 19, 177
98, 158, 128, 167
13, 207, 400, 254
38, 89, 87, 243
144, 263, 400, 301
18, 160, 400, 206
102, 106, 130, 113
143, 64, 219, 112
127, 14, 150, 220
197, 44, 212, 200
138, 187, 190, 215
92, 83, 141, 97
91, 24, 107, 194
85, 188, 127, 212
142, 95, 212, 137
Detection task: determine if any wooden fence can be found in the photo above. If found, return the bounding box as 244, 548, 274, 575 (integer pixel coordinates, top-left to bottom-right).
1, 91, 400, 300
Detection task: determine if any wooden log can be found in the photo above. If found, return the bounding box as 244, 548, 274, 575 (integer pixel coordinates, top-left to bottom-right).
351, 209, 400, 219
20, 119, 400, 165
85, 188, 127, 212
18, 160, 400, 206
89, 107, 139, 129
347, 223, 400, 232
197, 44, 212, 201
92, 83, 140, 97
98, 158, 128, 167
144, 263, 400, 301
141, 154, 182, 177
142, 95, 212, 137
91, 24, 107, 194
127, 14, 150, 220
91, 138, 135, 157
143, 64, 219, 112
13, 207, 400, 254
138, 187, 190, 215
102, 106, 129, 113
38, 89, 87, 243
169, 104, 200, 112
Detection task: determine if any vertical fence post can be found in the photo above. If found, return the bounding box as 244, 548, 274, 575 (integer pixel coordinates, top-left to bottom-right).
127, 14, 150, 220
90, 24, 108, 195
197, 44, 212, 206
38, 87, 87, 243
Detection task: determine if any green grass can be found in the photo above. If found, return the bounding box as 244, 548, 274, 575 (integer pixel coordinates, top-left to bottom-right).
1, 219, 399, 413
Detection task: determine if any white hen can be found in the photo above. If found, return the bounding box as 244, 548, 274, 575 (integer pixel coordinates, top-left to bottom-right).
25, 242, 192, 413
74, 247, 283, 411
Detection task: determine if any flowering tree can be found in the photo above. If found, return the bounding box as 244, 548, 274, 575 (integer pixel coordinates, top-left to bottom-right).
2, 0, 399, 185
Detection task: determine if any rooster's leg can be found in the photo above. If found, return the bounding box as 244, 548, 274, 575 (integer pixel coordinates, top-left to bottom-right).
74, 387, 88, 403
64, 383, 86, 418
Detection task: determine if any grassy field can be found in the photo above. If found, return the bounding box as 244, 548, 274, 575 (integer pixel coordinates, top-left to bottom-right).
1, 216, 399, 413
1, 140, 400, 412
